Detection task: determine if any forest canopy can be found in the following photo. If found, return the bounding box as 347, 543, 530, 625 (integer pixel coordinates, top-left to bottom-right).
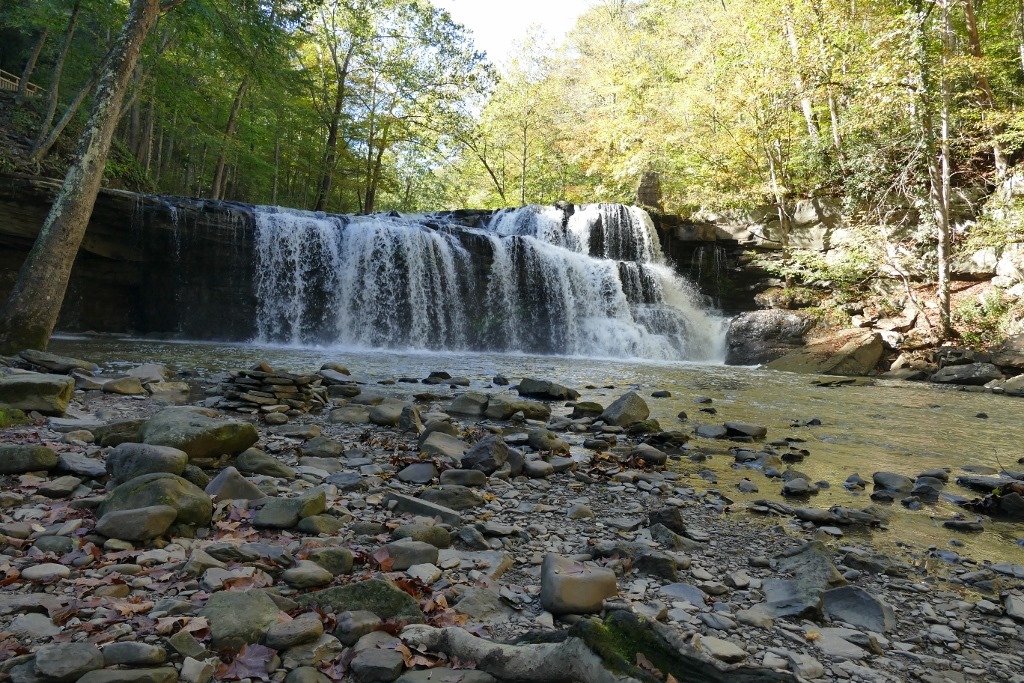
0, 0, 1022, 218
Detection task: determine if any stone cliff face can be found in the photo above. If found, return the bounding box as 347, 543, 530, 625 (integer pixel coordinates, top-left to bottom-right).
0, 174, 259, 338
0, 175, 742, 343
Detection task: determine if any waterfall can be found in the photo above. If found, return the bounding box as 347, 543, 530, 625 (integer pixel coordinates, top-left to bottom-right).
253, 203, 726, 361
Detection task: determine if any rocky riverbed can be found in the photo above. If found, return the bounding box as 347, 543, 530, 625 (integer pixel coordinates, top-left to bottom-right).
1, 349, 1023, 683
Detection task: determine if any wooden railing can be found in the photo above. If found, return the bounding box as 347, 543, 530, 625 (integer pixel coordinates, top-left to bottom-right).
0, 69, 42, 97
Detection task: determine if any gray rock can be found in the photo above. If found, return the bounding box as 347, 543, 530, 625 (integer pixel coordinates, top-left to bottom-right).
461, 435, 509, 474
392, 523, 451, 549
97, 473, 212, 527
204, 466, 265, 500
76, 668, 178, 683
824, 585, 895, 633
235, 447, 295, 478
106, 443, 188, 483
298, 436, 345, 458
330, 406, 370, 424
396, 462, 437, 484
102, 376, 147, 395
873, 471, 914, 492
523, 459, 554, 478
629, 443, 667, 466
698, 635, 748, 663
782, 478, 818, 496
439, 469, 487, 487
200, 590, 281, 650
296, 514, 348, 535
19, 349, 98, 374
56, 452, 106, 479
517, 378, 579, 401
8, 613, 60, 638
599, 391, 650, 427
101, 642, 167, 666
762, 541, 844, 619
931, 362, 1004, 385
766, 329, 883, 377
539, 553, 617, 615
335, 611, 383, 646
296, 579, 424, 624
307, 547, 354, 576
1004, 593, 1024, 623
286, 668, 330, 683
369, 400, 407, 427
0, 373, 75, 415
484, 395, 551, 420
418, 485, 483, 511
0, 445, 57, 474
95, 504, 178, 541
724, 421, 768, 439
396, 671, 496, 683
283, 560, 335, 589
350, 647, 405, 682
38, 475, 81, 499
694, 424, 728, 439
127, 363, 172, 384
141, 407, 258, 459
265, 613, 324, 650
254, 488, 326, 529
384, 540, 440, 570
420, 432, 468, 461
448, 392, 489, 416
382, 492, 461, 525
660, 582, 706, 606
527, 429, 569, 453
34, 643, 103, 682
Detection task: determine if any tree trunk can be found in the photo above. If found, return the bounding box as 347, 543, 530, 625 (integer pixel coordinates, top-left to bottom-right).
17, 28, 48, 104
964, 0, 1008, 182
0, 0, 165, 353
211, 75, 250, 200
784, 6, 820, 144
913, 0, 952, 337
33, 1, 82, 157
29, 65, 104, 164
520, 121, 529, 206
364, 123, 390, 214
314, 43, 355, 212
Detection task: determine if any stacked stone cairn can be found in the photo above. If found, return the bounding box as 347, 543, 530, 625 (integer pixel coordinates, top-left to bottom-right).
212, 362, 330, 415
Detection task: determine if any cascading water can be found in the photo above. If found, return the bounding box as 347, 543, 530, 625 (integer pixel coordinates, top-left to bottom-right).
253, 203, 726, 361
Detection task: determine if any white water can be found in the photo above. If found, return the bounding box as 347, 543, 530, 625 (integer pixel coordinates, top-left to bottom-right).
253, 203, 726, 361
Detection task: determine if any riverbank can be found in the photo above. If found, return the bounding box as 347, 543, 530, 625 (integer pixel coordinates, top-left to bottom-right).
1, 346, 1023, 683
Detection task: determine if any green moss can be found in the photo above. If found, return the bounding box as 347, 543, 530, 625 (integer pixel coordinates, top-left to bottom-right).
0, 407, 29, 428
571, 612, 697, 683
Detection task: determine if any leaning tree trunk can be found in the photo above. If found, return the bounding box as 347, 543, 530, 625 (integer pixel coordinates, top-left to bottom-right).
0, 0, 165, 353
16, 29, 48, 105
210, 75, 250, 200
32, 1, 81, 158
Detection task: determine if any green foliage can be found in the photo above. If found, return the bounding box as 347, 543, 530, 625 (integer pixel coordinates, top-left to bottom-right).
751, 247, 876, 290
953, 289, 1023, 348
103, 139, 153, 192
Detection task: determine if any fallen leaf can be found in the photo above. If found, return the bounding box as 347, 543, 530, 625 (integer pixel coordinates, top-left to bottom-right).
217, 644, 277, 681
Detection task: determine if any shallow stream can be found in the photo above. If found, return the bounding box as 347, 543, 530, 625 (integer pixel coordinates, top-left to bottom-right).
50, 336, 1024, 568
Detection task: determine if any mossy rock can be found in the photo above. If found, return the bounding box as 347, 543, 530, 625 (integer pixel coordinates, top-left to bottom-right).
0, 373, 74, 415
296, 578, 424, 625
141, 407, 258, 459
97, 473, 213, 527
569, 611, 796, 683
93, 419, 147, 447
0, 407, 28, 428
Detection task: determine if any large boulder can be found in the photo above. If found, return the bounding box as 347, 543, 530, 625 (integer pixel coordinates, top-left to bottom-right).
200, 590, 281, 651
105, 443, 189, 483
517, 378, 580, 401
460, 435, 508, 474
725, 310, 815, 365
599, 391, 650, 427
540, 553, 617, 615
295, 578, 424, 624
141, 407, 258, 459
19, 349, 98, 374
97, 473, 213, 527
483, 395, 551, 421
766, 329, 883, 376
930, 363, 1004, 386
0, 373, 75, 415
0, 445, 58, 474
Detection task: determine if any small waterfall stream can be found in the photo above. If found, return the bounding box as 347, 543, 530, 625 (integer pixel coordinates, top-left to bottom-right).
253, 203, 726, 361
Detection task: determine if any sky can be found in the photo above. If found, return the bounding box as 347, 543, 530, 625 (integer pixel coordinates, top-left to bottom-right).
432, 0, 596, 65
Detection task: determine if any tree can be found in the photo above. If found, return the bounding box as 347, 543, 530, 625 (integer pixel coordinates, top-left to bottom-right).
0, 0, 180, 353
